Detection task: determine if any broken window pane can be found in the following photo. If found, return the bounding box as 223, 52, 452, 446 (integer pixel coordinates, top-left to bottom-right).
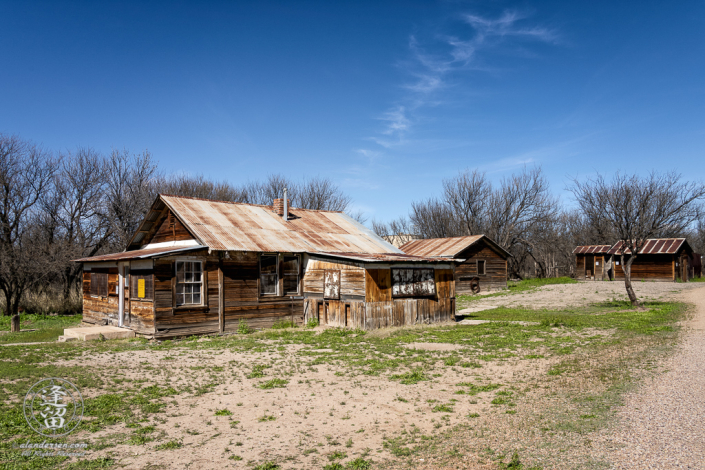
283, 256, 299, 295
260, 255, 278, 295
392, 268, 436, 297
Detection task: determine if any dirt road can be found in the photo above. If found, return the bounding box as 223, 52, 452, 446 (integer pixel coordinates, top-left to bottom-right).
596, 285, 705, 469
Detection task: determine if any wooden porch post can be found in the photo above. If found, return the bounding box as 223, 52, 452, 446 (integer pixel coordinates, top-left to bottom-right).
218, 260, 224, 333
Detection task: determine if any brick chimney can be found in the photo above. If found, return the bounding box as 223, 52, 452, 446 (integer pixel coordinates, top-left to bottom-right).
273, 198, 290, 217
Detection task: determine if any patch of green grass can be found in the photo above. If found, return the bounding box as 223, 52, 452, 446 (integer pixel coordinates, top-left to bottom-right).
456, 382, 502, 395
214, 408, 232, 416
0, 313, 81, 344
272, 319, 297, 329
257, 378, 288, 389
155, 439, 182, 450
327, 450, 347, 461
346, 458, 372, 469
390, 368, 427, 384
247, 364, 269, 378
432, 404, 454, 413
306, 317, 320, 328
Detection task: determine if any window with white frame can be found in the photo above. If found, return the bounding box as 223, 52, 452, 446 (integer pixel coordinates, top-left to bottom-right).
175, 261, 203, 306
260, 255, 278, 295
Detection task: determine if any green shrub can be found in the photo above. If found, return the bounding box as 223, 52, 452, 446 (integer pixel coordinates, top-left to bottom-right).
237, 319, 253, 334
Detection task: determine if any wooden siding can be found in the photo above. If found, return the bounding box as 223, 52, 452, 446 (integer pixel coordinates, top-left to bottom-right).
303, 297, 454, 331
365, 269, 391, 302
149, 210, 196, 245
455, 241, 507, 293
128, 299, 155, 334
303, 259, 365, 300
82, 268, 120, 327
613, 254, 676, 281
89, 250, 456, 337
306, 266, 455, 330
152, 251, 305, 338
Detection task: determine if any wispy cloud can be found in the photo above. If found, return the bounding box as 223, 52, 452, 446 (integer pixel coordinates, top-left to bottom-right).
371, 10, 557, 145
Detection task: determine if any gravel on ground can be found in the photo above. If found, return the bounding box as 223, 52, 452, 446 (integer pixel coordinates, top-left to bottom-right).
593, 285, 705, 469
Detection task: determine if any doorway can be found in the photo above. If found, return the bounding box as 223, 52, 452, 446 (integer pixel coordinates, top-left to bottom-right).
117, 263, 130, 327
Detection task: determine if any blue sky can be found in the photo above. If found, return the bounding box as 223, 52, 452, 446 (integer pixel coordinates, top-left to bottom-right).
2, 1, 704, 222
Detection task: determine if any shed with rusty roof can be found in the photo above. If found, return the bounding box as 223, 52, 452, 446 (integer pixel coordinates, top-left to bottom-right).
76, 194, 457, 337
400, 235, 510, 294
573, 245, 612, 281
606, 238, 695, 282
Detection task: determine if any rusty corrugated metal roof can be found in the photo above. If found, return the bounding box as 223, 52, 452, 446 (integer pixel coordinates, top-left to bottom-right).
74, 245, 206, 262
607, 238, 690, 255
157, 195, 401, 255
314, 252, 456, 263
400, 235, 510, 259
573, 245, 612, 255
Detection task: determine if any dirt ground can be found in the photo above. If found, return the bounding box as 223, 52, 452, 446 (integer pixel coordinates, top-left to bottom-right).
459, 280, 700, 311
46, 281, 703, 469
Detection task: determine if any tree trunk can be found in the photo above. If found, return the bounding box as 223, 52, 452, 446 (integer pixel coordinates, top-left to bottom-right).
622, 254, 640, 307
10, 314, 20, 332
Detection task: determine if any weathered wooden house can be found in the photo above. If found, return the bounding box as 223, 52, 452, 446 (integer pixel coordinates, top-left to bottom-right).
399, 235, 510, 294
76, 195, 456, 338
573, 245, 612, 280
606, 238, 695, 282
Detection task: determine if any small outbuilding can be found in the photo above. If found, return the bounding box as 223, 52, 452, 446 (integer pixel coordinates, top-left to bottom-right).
400, 235, 510, 294
573, 245, 612, 280
76, 194, 457, 337
607, 238, 695, 282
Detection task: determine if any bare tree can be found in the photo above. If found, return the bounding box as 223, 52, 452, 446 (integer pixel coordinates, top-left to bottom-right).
410, 197, 464, 238
103, 149, 159, 250
442, 169, 491, 235
241, 174, 298, 206
155, 173, 246, 202
42, 148, 110, 301
571, 172, 705, 305
372, 216, 417, 246
0, 135, 57, 319
297, 176, 351, 212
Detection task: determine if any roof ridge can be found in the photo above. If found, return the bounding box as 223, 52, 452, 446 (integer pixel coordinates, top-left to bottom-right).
159, 194, 344, 213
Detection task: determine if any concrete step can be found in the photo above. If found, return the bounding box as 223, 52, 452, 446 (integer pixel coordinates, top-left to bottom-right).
62, 326, 135, 341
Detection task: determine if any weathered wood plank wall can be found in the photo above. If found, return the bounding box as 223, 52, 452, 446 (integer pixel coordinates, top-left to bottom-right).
613, 254, 676, 281
455, 242, 507, 293
303, 297, 455, 331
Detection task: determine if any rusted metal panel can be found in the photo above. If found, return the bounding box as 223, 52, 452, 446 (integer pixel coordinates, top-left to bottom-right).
316, 252, 455, 263
155, 195, 400, 255
74, 245, 206, 262
401, 235, 510, 259
607, 238, 688, 255
573, 245, 611, 255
